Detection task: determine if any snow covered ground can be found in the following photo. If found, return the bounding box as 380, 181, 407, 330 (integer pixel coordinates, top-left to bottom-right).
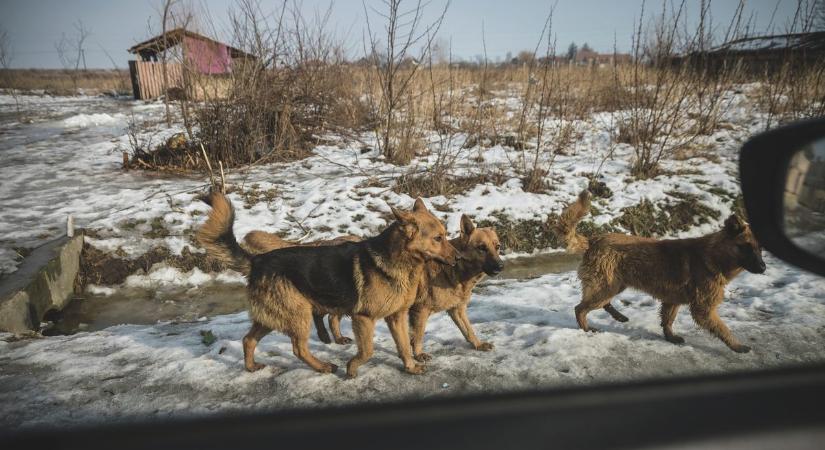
1, 90, 756, 274
2, 253, 824, 429
1, 92, 824, 430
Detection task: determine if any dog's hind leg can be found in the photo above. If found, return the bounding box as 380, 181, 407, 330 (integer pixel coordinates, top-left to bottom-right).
346, 314, 376, 378
386, 309, 425, 375
603, 303, 629, 323
313, 312, 332, 344
575, 283, 622, 332
448, 305, 493, 351
243, 321, 271, 372
660, 303, 684, 344
328, 314, 352, 344
689, 303, 751, 353
290, 311, 338, 373
409, 306, 432, 362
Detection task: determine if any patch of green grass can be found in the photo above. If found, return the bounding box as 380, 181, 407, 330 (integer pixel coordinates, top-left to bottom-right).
477, 211, 561, 253
611, 192, 720, 237
200, 330, 217, 346
144, 217, 169, 238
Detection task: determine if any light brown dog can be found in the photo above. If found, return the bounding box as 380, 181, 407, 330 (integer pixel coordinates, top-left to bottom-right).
562, 191, 766, 353
242, 230, 357, 345
409, 215, 503, 361
197, 193, 459, 377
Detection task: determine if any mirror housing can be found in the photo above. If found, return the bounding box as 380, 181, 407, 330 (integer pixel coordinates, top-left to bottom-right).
740, 117, 825, 277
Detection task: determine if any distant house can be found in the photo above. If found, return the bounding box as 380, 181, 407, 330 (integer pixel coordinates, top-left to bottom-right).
127, 28, 254, 100
673, 31, 825, 74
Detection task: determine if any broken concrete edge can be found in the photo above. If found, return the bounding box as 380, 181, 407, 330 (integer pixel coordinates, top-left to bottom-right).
0, 233, 84, 334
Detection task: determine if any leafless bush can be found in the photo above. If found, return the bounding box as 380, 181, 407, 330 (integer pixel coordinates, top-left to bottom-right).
616, 0, 747, 179
142, 0, 366, 171
54, 20, 91, 92
363, 0, 449, 164
754, 0, 825, 129
0, 27, 22, 119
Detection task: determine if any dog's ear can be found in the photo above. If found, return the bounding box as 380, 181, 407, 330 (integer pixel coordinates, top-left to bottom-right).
460, 214, 476, 237
724, 214, 746, 236
412, 197, 428, 213
390, 205, 413, 223
389, 205, 418, 238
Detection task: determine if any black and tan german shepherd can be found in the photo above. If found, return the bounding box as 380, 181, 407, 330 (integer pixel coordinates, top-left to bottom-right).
197, 192, 460, 377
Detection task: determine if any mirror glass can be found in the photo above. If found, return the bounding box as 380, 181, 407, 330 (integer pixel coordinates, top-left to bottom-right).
784, 137, 825, 256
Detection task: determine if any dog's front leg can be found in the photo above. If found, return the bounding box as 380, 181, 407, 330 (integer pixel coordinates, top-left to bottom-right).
346, 314, 376, 378
386, 309, 425, 375
689, 303, 751, 353
448, 305, 493, 351
409, 306, 432, 362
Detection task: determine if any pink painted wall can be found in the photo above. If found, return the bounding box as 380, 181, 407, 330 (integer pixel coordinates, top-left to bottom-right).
184, 36, 231, 74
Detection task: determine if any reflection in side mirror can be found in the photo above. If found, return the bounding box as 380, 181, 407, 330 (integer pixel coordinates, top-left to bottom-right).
784, 138, 825, 257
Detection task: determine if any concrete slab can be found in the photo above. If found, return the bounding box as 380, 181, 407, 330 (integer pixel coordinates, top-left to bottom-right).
0, 234, 84, 333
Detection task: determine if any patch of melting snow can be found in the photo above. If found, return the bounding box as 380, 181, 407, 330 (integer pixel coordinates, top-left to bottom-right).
62, 112, 126, 128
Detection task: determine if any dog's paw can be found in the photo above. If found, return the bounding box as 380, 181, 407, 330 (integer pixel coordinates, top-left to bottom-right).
335, 336, 353, 345
414, 352, 432, 362
317, 362, 338, 373
732, 344, 752, 354
345, 363, 359, 379
405, 364, 426, 375
665, 335, 685, 345
245, 362, 266, 373
475, 342, 494, 351
615, 315, 629, 323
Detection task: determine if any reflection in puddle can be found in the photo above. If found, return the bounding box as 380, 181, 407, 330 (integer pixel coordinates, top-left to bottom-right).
498, 252, 581, 280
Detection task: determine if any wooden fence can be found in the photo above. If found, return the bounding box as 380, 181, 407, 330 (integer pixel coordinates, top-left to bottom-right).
128, 60, 184, 100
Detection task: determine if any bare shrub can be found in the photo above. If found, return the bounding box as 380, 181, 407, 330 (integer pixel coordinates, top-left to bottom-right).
616, 0, 746, 179
363, 0, 449, 164
137, 0, 366, 171
54, 20, 91, 92
753, 1, 825, 128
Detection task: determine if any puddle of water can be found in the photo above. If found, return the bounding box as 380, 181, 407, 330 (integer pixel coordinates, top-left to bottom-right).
44, 283, 248, 335
498, 252, 581, 279
45, 252, 581, 335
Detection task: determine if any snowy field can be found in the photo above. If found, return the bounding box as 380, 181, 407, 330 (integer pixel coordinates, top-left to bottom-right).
1, 92, 825, 429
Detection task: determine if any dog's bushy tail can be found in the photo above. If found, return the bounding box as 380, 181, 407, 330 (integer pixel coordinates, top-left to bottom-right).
555, 189, 592, 254
197, 191, 251, 275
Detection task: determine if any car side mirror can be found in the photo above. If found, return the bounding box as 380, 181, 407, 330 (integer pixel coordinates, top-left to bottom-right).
740, 117, 825, 277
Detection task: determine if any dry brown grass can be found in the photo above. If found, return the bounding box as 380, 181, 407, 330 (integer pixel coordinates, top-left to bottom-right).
0, 68, 131, 95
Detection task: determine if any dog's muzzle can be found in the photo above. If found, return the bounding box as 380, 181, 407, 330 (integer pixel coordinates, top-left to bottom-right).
750, 260, 767, 274
484, 260, 505, 276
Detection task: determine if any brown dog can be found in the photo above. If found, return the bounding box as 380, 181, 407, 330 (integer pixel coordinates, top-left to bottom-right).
409, 215, 504, 361
197, 193, 459, 377
562, 191, 766, 353
242, 231, 357, 345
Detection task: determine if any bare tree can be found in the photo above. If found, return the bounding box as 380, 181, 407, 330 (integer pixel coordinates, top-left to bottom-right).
54, 20, 91, 91
363, 0, 450, 164
0, 27, 22, 118
159, 0, 176, 127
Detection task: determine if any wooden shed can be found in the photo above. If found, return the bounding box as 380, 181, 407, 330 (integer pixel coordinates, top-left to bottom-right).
127, 28, 254, 100
672, 32, 825, 74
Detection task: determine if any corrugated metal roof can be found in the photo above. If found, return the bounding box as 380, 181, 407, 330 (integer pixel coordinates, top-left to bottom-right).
128, 28, 254, 60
